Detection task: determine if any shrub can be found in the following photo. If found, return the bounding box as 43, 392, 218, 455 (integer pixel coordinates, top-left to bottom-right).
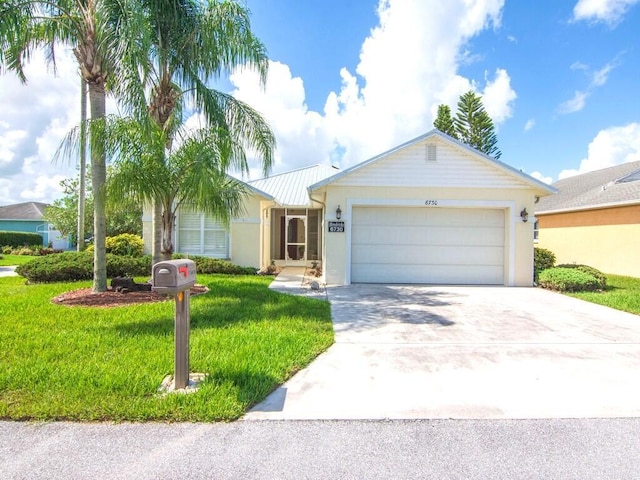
172, 254, 256, 275
15, 252, 152, 283
0, 231, 43, 247
106, 233, 144, 257
534, 247, 556, 281
556, 263, 607, 289
86, 234, 144, 257
538, 267, 601, 292
2, 246, 12, 254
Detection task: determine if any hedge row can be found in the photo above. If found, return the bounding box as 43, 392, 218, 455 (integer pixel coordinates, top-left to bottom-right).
15, 252, 152, 283
174, 255, 257, 275
0, 231, 43, 247
15, 252, 257, 283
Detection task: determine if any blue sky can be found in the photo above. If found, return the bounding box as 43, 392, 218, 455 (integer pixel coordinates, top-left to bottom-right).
1, 0, 639, 204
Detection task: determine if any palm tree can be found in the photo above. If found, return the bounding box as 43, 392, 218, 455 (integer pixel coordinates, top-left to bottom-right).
104, 117, 250, 258
0, 0, 145, 291
126, 0, 275, 262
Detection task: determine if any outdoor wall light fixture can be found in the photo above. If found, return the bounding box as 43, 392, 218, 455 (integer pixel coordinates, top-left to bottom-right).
336, 205, 342, 220
520, 208, 529, 223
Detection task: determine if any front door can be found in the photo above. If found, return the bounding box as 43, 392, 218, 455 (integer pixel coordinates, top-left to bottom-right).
285, 215, 307, 265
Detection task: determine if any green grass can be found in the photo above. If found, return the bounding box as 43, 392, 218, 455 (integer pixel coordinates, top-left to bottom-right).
0, 275, 333, 421
0, 254, 36, 266
567, 274, 640, 315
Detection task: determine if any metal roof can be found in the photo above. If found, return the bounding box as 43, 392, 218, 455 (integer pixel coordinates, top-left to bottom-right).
0, 202, 49, 220
535, 160, 640, 214
309, 129, 557, 195
248, 165, 339, 206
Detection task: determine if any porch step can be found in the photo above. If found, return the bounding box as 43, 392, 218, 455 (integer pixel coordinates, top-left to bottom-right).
269, 267, 327, 299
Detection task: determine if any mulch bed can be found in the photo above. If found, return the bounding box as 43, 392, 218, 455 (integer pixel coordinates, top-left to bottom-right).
52, 285, 209, 308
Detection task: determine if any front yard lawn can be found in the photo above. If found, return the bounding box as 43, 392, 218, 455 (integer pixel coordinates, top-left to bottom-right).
0, 254, 36, 266
568, 274, 640, 315
0, 274, 333, 421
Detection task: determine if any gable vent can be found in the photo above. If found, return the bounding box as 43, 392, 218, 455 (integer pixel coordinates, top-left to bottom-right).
426, 143, 437, 162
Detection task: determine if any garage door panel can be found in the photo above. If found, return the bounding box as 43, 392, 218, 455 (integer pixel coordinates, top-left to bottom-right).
352, 245, 504, 266
351, 206, 505, 285
353, 207, 505, 228
352, 226, 504, 246
351, 264, 504, 285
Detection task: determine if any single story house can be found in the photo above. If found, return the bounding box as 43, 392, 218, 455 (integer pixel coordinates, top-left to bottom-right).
143, 130, 555, 286
0, 201, 70, 249
535, 161, 640, 277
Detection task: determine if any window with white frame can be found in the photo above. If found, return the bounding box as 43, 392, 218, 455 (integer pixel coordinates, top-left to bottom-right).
177, 206, 229, 257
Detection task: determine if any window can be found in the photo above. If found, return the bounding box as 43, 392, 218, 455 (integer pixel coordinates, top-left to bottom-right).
533, 220, 539, 242
177, 206, 228, 257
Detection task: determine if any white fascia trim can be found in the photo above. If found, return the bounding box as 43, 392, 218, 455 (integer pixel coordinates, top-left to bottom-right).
344, 198, 517, 286
536, 199, 640, 215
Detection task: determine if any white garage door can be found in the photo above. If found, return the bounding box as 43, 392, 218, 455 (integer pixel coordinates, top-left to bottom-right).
351, 207, 505, 284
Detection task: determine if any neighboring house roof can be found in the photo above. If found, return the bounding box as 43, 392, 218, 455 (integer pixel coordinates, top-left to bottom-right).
535, 160, 640, 214
249, 164, 339, 206
0, 201, 49, 221
309, 129, 557, 195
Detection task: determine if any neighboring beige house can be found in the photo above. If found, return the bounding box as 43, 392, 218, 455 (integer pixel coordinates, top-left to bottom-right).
143, 130, 555, 286
535, 161, 640, 277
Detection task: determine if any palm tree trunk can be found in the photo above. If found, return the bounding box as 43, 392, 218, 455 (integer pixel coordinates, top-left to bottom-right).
152, 200, 162, 265
88, 81, 107, 292
161, 207, 175, 261
77, 77, 87, 252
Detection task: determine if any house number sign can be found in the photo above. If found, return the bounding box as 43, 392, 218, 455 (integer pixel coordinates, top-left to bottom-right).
424, 200, 439, 206
328, 221, 345, 232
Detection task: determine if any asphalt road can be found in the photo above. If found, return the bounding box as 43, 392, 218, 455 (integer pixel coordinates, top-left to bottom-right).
2, 418, 639, 479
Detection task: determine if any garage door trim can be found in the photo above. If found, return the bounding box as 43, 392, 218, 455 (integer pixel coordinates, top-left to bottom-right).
344, 198, 517, 286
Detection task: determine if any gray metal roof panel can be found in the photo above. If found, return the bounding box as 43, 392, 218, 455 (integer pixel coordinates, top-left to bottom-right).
248, 165, 338, 206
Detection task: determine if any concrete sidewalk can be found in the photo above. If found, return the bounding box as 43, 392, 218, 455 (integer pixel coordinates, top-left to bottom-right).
0, 266, 17, 277
268, 267, 327, 300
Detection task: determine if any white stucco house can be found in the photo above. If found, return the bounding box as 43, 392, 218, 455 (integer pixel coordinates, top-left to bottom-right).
143, 130, 556, 286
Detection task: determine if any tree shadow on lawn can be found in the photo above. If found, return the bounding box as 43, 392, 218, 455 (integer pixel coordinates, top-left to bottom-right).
113, 281, 331, 337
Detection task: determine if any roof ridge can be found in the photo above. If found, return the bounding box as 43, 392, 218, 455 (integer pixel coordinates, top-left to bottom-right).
248, 164, 333, 184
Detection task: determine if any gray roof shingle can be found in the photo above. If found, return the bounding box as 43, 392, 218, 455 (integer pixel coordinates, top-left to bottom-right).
535, 161, 640, 214
0, 202, 49, 220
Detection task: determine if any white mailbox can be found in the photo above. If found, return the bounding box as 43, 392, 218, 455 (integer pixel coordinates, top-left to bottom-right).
152, 259, 196, 295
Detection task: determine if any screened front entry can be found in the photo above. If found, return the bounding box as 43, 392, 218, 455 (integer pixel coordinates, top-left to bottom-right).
270, 209, 322, 265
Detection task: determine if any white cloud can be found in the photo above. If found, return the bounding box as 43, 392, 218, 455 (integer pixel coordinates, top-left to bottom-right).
572, 0, 640, 26
558, 55, 622, 114
20, 175, 67, 201
524, 119, 535, 132
530, 171, 553, 184
558, 122, 640, 179
482, 68, 516, 125
592, 63, 614, 86
0, 49, 81, 205
557, 90, 589, 114
231, 0, 511, 175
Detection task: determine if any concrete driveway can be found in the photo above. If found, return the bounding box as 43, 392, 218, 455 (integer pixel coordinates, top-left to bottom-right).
245, 285, 640, 420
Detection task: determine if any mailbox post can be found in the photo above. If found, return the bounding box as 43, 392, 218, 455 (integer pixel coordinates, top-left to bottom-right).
152, 259, 197, 390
